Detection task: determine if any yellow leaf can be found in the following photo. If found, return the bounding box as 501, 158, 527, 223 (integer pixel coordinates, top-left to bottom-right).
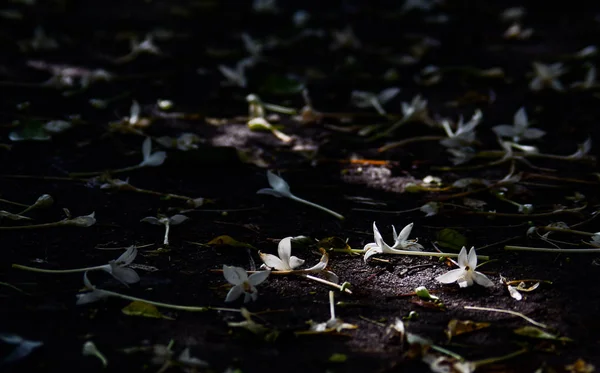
121, 301, 174, 320
446, 319, 490, 341
206, 235, 257, 250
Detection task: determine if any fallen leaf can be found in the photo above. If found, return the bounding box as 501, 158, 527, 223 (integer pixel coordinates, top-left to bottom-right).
436, 228, 467, 251
122, 301, 174, 320
206, 235, 257, 250
446, 319, 491, 341
513, 326, 572, 343
565, 359, 596, 373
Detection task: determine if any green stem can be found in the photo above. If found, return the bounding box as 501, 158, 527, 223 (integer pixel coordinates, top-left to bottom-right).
69, 165, 142, 178
302, 274, 353, 294
290, 195, 345, 220
0, 198, 29, 208
538, 226, 596, 236
0, 221, 62, 230
505, 245, 600, 253
378, 135, 444, 152
473, 348, 528, 368
464, 306, 547, 329
13, 263, 107, 274
97, 289, 240, 313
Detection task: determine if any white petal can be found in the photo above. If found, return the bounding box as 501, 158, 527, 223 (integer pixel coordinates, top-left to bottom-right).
363, 247, 382, 262
266, 171, 291, 194
225, 285, 244, 302
76, 289, 108, 305
169, 214, 188, 225
513, 107, 528, 131
457, 247, 468, 268
248, 270, 270, 286
508, 285, 523, 300
142, 137, 152, 159
223, 265, 248, 285
277, 237, 293, 266
112, 267, 140, 285
259, 252, 287, 270
115, 246, 137, 266
391, 225, 398, 241
363, 242, 378, 251
256, 188, 284, 197
377, 87, 401, 103
141, 217, 162, 225
467, 247, 478, 269
372, 222, 387, 249
473, 271, 494, 287
304, 251, 328, 272
288, 256, 305, 269
435, 268, 465, 284
551, 79, 564, 91
492, 125, 516, 138
141, 151, 166, 167
457, 274, 473, 288
523, 128, 546, 140
396, 222, 414, 243
529, 77, 542, 91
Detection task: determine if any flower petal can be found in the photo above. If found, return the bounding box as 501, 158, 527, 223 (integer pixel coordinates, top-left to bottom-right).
112, 267, 140, 285
141, 216, 162, 225
473, 271, 494, 287
363, 242, 378, 251
142, 137, 152, 159
457, 247, 468, 268
372, 221, 387, 249
364, 247, 382, 262
248, 270, 270, 286
467, 247, 478, 269
141, 151, 166, 167
289, 256, 305, 269
277, 237, 293, 267
513, 107, 528, 132
169, 214, 188, 225
115, 246, 137, 266
225, 285, 244, 302
492, 125, 516, 138
396, 222, 414, 243
304, 250, 328, 272
435, 268, 465, 284
266, 170, 291, 194
259, 252, 286, 270
223, 265, 248, 285
256, 188, 284, 197
523, 128, 546, 140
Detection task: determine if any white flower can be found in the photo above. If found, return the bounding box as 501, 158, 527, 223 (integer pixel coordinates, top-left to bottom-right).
435, 247, 493, 288
492, 107, 545, 143
139, 137, 166, 167
364, 222, 423, 262
100, 246, 140, 285
141, 214, 188, 245
571, 64, 597, 90
440, 110, 483, 148
223, 265, 270, 303
259, 237, 305, 271
351, 87, 401, 115
260, 237, 328, 273
0, 333, 43, 364
529, 62, 564, 91
61, 212, 96, 227
257, 171, 344, 220
76, 272, 110, 305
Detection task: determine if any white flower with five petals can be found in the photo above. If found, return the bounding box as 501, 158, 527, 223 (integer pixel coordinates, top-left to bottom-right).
139, 137, 167, 168
435, 247, 493, 288
223, 265, 270, 303
259, 237, 328, 273
363, 222, 424, 262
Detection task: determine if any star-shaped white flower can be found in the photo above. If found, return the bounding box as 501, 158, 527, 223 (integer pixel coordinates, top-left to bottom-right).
259, 237, 329, 273
492, 107, 545, 143
351, 87, 401, 115
529, 62, 564, 91
100, 246, 140, 285
259, 237, 305, 271
223, 265, 270, 303
435, 247, 493, 288
363, 222, 424, 262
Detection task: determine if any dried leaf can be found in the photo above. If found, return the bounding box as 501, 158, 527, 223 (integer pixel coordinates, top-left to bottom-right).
436, 228, 468, 251
207, 235, 258, 250
446, 319, 491, 341
513, 326, 572, 342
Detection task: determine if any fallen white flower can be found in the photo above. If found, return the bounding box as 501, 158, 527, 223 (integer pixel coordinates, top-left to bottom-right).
364, 222, 424, 262
223, 265, 270, 303
435, 247, 493, 288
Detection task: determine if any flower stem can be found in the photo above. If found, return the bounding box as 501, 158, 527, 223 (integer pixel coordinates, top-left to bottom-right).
12, 263, 108, 274
472, 347, 528, 369
96, 289, 240, 313
163, 223, 170, 246
537, 226, 596, 236
0, 198, 29, 208
504, 245, 600, 253
464, 305, 547, 329
302, 274, 353, 294
69, 165, 141, 178
0, 221, 62, 230
290, 195, 344, 220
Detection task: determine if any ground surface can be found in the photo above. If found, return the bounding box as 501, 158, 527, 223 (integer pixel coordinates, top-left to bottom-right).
1, 1, 600, 372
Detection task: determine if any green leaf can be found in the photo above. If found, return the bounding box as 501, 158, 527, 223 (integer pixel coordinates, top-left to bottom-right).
328, 353, 347, 363
513, 326, 573, 342
9, 121, 51, 141
436, 228, 468, 251
122, 301, 174, 320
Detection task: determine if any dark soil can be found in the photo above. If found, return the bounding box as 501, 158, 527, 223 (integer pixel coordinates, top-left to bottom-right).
1, 1, 600, 372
